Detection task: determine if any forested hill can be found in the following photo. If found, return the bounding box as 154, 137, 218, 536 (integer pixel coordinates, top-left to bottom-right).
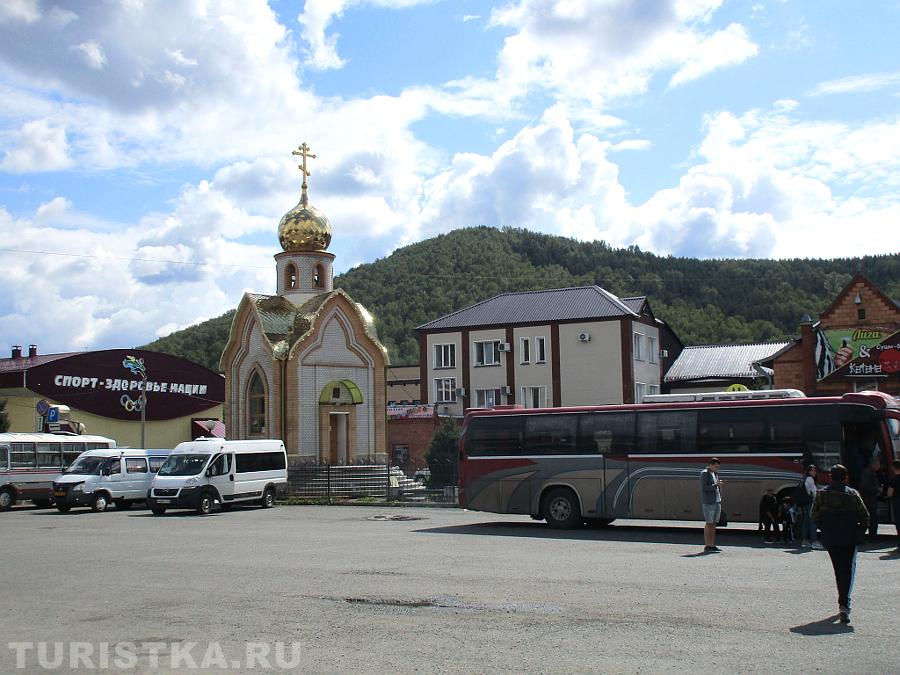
141, 226, 900, 371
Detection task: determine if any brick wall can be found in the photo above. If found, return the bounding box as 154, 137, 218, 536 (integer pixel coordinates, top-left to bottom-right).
387, 416, 441, 475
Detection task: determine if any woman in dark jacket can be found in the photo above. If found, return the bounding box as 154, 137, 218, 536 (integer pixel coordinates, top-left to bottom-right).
812, 464, 869, 624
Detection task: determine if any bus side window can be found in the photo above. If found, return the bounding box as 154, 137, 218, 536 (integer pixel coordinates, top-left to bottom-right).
638, 411, 696, 453
11, 443, 36, 468
467, 416, 524, 456
579, 412, 635, 454
524, 414, 577, 455
62, 443, 81, 469
125, 458, 148, 474
0, 446, 8, 470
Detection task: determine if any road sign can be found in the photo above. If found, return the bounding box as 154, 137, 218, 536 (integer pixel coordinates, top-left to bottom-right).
47, 406, 60, 423
36, 399, 49, 416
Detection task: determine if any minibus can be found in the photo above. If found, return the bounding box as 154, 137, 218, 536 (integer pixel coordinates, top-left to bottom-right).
148, 439, 288, 515
52, 448, 175, 512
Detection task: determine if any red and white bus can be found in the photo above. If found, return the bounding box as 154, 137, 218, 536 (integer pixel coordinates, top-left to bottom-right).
458, 390, 900, 528
0, 433, 117, 510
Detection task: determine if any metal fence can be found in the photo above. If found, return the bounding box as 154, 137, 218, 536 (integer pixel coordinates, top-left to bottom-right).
285, 460, 458, 503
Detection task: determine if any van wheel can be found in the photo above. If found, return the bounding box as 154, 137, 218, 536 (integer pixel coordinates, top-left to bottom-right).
91, 493, 109, 512
56, 504, 71, 513
196, 492, 214, 515
114, 499, 132, 510
0, 487, 16, 511
542, 487, 581, 529
151, 506, 166, 516
261, 487, 276, 509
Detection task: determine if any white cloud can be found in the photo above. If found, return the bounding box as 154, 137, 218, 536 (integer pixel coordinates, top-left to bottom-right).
0, 0, 40, 24
668, 23, 758, 88
808, 71, 900, 97
73, 40, 107, 70
0, 119, 74, 172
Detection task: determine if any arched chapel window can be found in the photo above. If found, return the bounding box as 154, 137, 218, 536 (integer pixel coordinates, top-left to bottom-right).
285, 263, 297, 290
314, 264, 325, 288
248, 372, 266, 435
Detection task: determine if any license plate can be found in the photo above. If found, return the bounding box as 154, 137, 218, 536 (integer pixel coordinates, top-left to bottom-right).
54, 491, 66, 497
156, 499, 171, 504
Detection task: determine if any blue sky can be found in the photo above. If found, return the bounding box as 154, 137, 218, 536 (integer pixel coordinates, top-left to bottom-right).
0, 0, 899, 354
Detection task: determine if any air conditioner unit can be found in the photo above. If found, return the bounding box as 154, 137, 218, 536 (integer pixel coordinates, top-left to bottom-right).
455, 387, 467, 397
578, 332, 591, 342
498, 342, 511, 352
659, 349, 669, 358
502, 386, 512, 395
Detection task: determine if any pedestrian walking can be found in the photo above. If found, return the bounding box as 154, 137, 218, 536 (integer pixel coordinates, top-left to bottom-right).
888, 459, 900, 552
700, 458, 725, 552
811, 464, 869, 624
799, 464, 822, 549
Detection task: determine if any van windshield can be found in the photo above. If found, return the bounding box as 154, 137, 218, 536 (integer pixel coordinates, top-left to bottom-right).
157, 454, 209, 477
65, 456, 112, 475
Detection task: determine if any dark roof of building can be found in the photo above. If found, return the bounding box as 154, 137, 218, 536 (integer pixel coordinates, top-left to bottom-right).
417, 286, 639, 331
664, 341, 792, 382
0, 352, 74, 373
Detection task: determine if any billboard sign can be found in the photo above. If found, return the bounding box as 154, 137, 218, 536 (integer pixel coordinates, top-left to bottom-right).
26, 349, 224, 421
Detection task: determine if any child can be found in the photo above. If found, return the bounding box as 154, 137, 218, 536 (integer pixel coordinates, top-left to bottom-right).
759, 488, 780, 542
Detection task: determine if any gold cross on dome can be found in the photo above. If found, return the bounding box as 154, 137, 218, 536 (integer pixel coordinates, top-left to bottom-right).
292, 142, 317, 193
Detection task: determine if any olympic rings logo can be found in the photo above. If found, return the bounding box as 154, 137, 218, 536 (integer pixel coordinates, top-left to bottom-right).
120, 394, 146, 412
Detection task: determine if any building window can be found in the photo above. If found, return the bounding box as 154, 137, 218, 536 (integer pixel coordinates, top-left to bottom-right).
521, 386, 546, 409
633, 333, 645, 361
648, 335, 657, 364
635, 382, 647, 403
857, 308, 866, 320
434, 343, 456, 369
285, 263, 297, 290
535, 337, 547, 363
520, 337, 531, 364
435, 377, 457, 403
475, 388, 502, 408
474, 340, 502, 366
314, 263, 325, 288
248, 372, 266, 435
648, 384, 660, 397
392, 444, 410, 465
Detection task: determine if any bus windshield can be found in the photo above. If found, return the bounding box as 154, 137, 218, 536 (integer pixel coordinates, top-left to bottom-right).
65, 456, 114, 475
157, 454, 209, 477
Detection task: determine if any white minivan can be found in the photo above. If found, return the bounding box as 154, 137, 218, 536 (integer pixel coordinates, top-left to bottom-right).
52, 448, 175, 512
147, 439, 288, 515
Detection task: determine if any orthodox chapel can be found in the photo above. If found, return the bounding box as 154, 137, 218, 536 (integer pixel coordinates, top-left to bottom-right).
220, 144, 388, 461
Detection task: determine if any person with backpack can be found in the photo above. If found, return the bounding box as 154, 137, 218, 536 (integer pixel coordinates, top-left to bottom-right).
811, 464, 869, 624
758, 488, 780, 543
796, 464, 822, 549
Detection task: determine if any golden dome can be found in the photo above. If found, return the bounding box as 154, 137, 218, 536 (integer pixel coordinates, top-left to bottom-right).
278, 195, 331, 252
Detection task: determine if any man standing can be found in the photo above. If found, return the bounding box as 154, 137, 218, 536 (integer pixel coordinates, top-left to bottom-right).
700, 458, 725, 553
812, 464, 869, 624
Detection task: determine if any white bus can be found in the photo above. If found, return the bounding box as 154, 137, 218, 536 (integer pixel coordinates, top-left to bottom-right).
148, 439, 288, 515
0, 433, 117, 510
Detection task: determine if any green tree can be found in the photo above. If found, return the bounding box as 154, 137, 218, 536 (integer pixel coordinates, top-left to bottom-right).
426, 417, 460, 488
0, 399, 9, 433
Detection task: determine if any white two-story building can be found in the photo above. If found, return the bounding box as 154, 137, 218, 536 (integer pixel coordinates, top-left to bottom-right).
416, 286, 681, 415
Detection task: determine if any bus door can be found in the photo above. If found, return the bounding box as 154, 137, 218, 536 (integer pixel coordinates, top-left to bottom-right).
579, 412, 634, 520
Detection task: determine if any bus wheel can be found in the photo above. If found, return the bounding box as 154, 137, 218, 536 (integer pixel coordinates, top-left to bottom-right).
151, 506, 166, 516
0, 487, 16, 511
91, 493, 109, 512
114, 499, 132, 510
543, 487, 581, 529
261, 487, 276, 509
56, 504, 71, 513
196, 492, 214, 515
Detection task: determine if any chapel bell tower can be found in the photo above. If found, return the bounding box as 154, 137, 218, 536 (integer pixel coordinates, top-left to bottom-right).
275, 142, 335, 304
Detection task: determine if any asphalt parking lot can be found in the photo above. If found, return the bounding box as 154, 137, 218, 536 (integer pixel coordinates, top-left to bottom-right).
2, 503, 898, 673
